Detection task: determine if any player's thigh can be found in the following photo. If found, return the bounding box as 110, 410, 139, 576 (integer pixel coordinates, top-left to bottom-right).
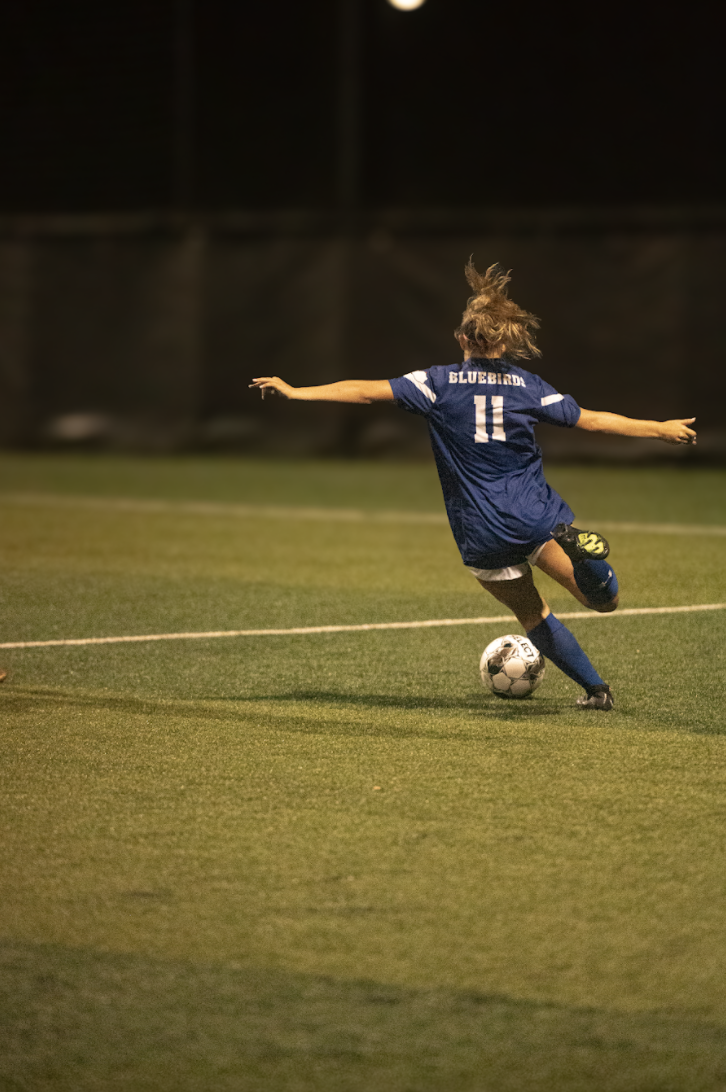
477, 568, 549, 629
533, 540, 590, 607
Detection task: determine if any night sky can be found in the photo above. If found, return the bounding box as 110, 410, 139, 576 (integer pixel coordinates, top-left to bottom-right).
1, 0, 723, 214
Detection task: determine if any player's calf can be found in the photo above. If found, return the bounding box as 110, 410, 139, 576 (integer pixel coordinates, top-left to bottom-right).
553, 524, 618, 610
575, 559, 619, 610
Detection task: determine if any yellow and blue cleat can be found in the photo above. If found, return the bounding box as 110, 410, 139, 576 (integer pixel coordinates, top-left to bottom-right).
553, 522, 610, 563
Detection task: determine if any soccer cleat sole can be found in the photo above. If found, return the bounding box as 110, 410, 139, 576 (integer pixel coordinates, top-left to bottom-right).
553, 523, 610, 563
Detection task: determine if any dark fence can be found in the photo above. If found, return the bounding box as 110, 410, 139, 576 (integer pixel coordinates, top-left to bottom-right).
1, 206, 724, 460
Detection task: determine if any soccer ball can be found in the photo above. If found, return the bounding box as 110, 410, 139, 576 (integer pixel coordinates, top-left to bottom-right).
479, 634, 545, 698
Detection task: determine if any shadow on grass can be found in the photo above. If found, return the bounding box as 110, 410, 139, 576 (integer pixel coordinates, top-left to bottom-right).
2, 938, 726, 1092
225, 689, 567, 719
1, 687, 196, 721
22, 683, 714, 738
4, 685, 565, 717
3, 685, 573, 748
5, 682, 723, 743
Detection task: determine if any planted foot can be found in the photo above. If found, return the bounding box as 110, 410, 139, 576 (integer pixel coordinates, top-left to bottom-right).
576, 684, 614, 710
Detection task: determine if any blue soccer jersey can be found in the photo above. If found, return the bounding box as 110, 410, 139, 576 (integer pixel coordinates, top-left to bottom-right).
389, 359, 581, 568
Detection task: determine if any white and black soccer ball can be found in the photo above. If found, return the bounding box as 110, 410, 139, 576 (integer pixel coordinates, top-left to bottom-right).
479, 634, 545, 698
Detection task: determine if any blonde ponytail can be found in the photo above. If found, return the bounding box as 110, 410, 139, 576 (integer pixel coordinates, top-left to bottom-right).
455, 260, 541, 359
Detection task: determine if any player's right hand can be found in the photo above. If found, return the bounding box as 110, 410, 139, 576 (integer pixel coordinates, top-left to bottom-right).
661, 418, 697, 445
249, 377, 295, 400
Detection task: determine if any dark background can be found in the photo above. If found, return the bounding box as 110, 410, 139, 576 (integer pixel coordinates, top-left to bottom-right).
2, 0, 723, 212
0, 0, 724, 458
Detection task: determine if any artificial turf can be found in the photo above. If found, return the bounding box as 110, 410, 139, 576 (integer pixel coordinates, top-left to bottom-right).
1, 454, 726, 1091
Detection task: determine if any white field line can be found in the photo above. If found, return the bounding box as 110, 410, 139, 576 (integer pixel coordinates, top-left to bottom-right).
595, 521, 726, 537
2, 492, 726, 537
0, 492, 447, 526
2, 603, 725, 651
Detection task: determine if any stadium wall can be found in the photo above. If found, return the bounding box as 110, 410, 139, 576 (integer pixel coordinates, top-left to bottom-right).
0, 207, 724, 459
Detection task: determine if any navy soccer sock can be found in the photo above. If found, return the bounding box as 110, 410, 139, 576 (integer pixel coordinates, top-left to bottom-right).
572, 559, 619, 607
527, 614, 605, 690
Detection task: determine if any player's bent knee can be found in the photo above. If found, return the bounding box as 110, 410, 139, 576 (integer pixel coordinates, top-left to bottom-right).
591, 595, 618, 614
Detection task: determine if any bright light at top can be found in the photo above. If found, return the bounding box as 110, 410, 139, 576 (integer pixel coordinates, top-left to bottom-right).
387, 0, 427, 9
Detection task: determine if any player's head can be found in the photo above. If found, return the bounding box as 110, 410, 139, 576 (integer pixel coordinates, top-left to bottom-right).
455, 260, 541, 359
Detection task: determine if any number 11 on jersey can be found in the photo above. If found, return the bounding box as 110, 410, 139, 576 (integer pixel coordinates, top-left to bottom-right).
474, 395, 506, 443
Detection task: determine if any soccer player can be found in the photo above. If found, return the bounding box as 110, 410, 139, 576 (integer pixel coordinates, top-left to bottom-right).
250, 261, 696, 710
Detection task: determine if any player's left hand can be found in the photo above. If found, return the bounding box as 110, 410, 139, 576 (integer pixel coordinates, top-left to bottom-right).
661, 418, 697, 445
249, 376, 295, 400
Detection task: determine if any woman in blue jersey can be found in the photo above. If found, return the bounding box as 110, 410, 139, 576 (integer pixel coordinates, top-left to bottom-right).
250, 261, 696, 710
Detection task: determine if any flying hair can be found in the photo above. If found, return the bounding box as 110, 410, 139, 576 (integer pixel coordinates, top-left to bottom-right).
454, 259, 541, 359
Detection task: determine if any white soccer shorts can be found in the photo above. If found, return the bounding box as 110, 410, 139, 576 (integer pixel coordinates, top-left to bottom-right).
466, 540, 549, 582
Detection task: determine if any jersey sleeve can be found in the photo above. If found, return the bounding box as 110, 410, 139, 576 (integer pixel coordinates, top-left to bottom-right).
388, 369, 437, 417
529, 375, 581, 428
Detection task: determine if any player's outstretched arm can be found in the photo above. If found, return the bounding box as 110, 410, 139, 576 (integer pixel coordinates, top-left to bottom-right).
249, 377, 395, 404
576, 409, 697, 445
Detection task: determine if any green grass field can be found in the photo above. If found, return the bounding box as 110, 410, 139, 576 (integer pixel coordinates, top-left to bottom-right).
1, 454, 726, 1091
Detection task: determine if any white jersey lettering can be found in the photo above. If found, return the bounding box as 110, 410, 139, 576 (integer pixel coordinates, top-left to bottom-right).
474, 395, 507, 443
474, 396, 489, 443
491, 395, 506, 441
